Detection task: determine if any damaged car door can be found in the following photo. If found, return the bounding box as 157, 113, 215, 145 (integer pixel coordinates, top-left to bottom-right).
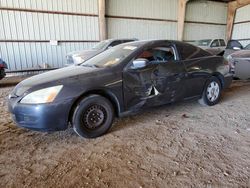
123, 45, 187, 111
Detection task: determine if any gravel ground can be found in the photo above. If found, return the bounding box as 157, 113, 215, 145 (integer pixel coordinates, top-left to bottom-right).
0, 80, 250, 188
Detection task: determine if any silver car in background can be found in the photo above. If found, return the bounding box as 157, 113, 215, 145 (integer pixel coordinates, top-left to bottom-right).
227, 43, 250, 80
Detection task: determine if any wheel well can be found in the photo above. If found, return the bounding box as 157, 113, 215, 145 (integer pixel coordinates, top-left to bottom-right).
212, 73, 225, 88
68, 90, 120, 124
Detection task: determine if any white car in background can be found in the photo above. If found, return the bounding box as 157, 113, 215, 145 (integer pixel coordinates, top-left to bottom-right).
65, 38, 138, 66
194, 39, 226, 55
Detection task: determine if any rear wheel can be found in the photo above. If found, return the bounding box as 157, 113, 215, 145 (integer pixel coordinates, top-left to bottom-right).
198, 76, 222, 106
72, 95, 114, 138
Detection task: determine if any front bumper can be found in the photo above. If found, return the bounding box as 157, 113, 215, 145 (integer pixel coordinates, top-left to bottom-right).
223, 73, 233, 89
8, 97, 74, 132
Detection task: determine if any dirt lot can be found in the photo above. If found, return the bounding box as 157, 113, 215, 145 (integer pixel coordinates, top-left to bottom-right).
0, 80, 250, 188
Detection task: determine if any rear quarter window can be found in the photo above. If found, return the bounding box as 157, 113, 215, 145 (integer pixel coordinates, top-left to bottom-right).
123, 40, 135, 43
219, 39, 226, 46
176, 43, 211, 60
211, 40, 220, 47
110, 41, 122, 47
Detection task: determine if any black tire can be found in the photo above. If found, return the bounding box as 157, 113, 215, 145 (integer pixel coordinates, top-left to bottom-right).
72, 95, 114, 138
198, 76, 222, 106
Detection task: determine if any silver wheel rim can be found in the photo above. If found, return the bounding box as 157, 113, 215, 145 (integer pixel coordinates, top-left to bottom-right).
207, 81, 220, 102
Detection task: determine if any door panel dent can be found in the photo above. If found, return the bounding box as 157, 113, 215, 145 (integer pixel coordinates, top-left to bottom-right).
123, 61, 187, 111
143, 86, 160, 99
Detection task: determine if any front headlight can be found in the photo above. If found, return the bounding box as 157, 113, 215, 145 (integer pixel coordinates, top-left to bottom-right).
73, 56, 84, 64
20, 85, 63, 104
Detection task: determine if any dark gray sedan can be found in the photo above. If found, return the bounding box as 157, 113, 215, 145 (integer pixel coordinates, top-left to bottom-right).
8, 40, 232, 138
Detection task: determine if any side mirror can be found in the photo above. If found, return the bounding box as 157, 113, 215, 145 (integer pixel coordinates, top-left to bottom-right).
131, 58, 149, 69
233, 46, 241, 50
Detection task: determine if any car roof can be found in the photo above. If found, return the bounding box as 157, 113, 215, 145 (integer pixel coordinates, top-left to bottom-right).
124, 39, 189, 46
106, 38, 138, 42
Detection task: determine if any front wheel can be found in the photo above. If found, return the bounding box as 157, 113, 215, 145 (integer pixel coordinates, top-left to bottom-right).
72, 95, 114, 138
198, 76, 222, 106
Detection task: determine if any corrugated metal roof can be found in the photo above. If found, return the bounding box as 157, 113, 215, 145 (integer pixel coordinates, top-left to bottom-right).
185, 0, 228, 24
107, 0, 178, 20
0, 0, 98, 14
184, 0, 227, 41
0, 0, 99, 70
234, 4, 250, 23
107, 18, 177, 40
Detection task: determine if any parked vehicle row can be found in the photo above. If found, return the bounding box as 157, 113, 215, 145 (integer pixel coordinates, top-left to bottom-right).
66, 38, 138, 66
194, 39, 226, 55
191, 39, 250, 80
8, 40, 232, 138
0, 58, 8, 80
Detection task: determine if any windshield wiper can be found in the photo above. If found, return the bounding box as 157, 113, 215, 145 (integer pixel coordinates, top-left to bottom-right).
81, 64, 101, 68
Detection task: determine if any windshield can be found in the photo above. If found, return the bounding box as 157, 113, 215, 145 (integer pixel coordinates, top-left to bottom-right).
195, 39, 212, 46
245, 44, 250, 50
82, 43, 141, 68
92, 40, 110, 50
226, 40, 243, 49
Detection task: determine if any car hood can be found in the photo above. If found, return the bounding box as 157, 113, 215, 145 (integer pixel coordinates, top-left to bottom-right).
230, 50, 250, 59
198, 46, 209, 49
13, 65, 100, 96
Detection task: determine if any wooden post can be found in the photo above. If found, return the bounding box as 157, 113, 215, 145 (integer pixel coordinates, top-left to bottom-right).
226, 1, 237, 41
177, 0, 188, 41
98, 0, 107, 41
237, 0, 250, 7
226, 0, 250, 41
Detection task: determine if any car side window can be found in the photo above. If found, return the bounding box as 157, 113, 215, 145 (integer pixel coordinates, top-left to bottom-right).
109, 41, 122, 47
123, 40, 134, 43
226, 40, 243, 49
176, 43, 211, 60
245, 44, 250, 50
137, 47, 176, 63
211, 40, 220, 47
219, 39, 226, 46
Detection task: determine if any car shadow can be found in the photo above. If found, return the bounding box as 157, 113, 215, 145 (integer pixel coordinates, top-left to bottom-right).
111, 80, 250, 134
221, 80, 250, 102
110, 100, 197, 134
4, 80, 249, 142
